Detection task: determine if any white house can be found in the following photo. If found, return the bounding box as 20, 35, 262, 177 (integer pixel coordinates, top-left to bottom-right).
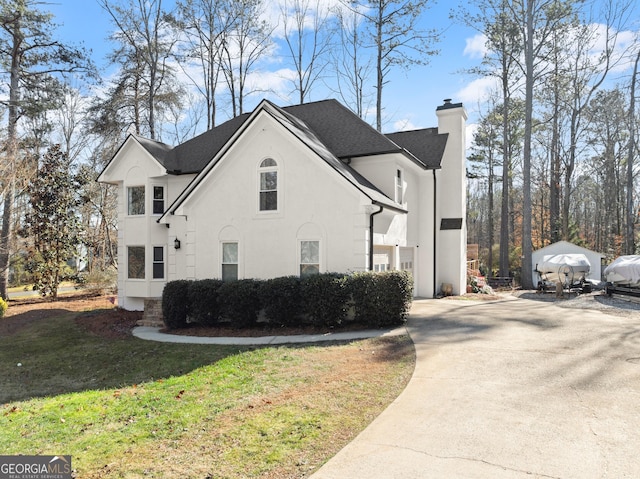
532, 240, 604, 286
98, 98, 468, 311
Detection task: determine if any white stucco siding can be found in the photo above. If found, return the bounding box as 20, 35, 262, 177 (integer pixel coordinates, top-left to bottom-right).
112, 147, 171, 309
176, 112, 372, 281
435, 105, 468, 296
351, 154, 430, 296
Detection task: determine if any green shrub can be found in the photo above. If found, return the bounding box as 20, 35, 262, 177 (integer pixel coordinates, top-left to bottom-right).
162, 280, 191, 329
348, 271, 413, 328
378, 270, 413, 326
219, 279, 262, 328
0, 297, 7, 318
259, 276, 303, 327
188, 279, 224, 326
301, 273, 349, 327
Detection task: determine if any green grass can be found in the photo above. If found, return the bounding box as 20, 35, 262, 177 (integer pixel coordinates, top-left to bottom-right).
0, 306, 415, 478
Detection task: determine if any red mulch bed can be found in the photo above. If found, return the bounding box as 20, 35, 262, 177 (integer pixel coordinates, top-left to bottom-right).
2, 293, 142, 340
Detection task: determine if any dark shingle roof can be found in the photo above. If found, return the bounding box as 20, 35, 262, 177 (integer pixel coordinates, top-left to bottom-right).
134, 135, 173, 165
385, 129, 448, 169
283, 100, 402, 159
137, 99, 447, 174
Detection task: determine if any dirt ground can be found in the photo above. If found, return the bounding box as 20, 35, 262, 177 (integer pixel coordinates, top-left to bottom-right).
2, 293, 142, 340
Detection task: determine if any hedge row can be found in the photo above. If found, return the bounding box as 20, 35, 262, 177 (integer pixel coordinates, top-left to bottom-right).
161, 271, 413, 330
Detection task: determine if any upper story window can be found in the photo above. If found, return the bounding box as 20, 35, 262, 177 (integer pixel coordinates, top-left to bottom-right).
152, 186, 165, 215
127, 186, 145, 215
259, 158, 278, 211
395, 169, 404, 204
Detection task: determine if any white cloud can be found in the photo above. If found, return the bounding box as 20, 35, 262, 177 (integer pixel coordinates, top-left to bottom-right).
393, 118, 418, 131
456, 76, 500, 107
466, 123, 478, 151
463, 34, 488, 60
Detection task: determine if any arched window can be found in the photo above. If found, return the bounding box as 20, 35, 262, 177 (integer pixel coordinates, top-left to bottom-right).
259, 158, 278, 211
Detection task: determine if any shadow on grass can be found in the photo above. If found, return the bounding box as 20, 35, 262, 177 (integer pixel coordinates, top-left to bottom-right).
1, 308, 409, 404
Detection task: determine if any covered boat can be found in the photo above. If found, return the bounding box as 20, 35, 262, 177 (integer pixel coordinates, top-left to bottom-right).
535, 253, 591, 292
604, 255, 640, 287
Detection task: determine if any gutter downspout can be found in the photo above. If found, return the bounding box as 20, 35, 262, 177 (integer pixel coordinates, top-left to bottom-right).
369, 204, 384, 271
433, 169, 438, 298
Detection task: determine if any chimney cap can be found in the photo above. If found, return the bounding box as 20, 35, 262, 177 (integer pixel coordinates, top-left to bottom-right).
436, 99, 463, 111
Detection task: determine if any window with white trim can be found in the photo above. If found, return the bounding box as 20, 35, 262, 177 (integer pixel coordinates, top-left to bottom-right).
259, 158, 278, 211
128, 246, 145, 279
300, 240, 320, 277
222, 242, 238, 281
127, 186, 145, 215
152, 186, 165, 215
152, 246, 164, 279
395, 169, 404, 204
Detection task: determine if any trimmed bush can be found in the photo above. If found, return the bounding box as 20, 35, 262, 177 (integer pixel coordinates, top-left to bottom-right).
348, 271, 413, 328
219, 279, 262, 328
259, 276, 303, 327
162, 280, 191, 329
301, 273, 349, 327
188, 279, 224, 326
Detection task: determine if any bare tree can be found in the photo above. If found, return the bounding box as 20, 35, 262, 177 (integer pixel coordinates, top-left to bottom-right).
218, 0, 274, 117
175, 0, 236, 129
505, 0, 580, 288
280, 0, 334, 104
331, 4, 374, 118
346, 0, 439, 131
625, 45, 640, 254
99, 0, 180, 140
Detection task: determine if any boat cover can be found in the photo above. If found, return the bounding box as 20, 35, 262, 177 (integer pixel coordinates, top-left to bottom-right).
537, 254, 591, 275
604, 255, 640, 284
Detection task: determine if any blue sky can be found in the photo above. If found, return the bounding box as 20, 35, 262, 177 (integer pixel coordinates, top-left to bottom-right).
49, 0, 639, 137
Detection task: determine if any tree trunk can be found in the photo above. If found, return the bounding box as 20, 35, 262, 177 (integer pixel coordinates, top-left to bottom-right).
0, 15, 23, 299
375, 0, 383, 132
520, 0, 534, 289
625, 49, 639, 254
498, 68, 510, 277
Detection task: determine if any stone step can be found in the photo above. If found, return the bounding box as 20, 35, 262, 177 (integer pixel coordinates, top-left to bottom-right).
139, 298, 164, 327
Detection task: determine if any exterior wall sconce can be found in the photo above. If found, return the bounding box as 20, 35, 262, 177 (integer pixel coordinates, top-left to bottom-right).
174, 238, 181, 250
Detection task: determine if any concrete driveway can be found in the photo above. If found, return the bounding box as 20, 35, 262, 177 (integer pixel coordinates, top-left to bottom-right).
311, 295, 640, 479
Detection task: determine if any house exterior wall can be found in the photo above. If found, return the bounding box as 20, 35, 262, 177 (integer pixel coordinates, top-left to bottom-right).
435, 103, 467, 296
170, 112, 374, 281
531, 241, 604, 285
350, 154, 431, 296
114, 144, 168, 310
101, 139, 197, 311
101, 100, 468, 309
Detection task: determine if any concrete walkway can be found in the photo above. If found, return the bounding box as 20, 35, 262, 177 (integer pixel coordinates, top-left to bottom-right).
132, 325, 406, 345
310, 296, 640, 479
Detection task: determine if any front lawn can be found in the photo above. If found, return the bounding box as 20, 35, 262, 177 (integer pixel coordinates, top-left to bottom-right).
0, 296, 415, 478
